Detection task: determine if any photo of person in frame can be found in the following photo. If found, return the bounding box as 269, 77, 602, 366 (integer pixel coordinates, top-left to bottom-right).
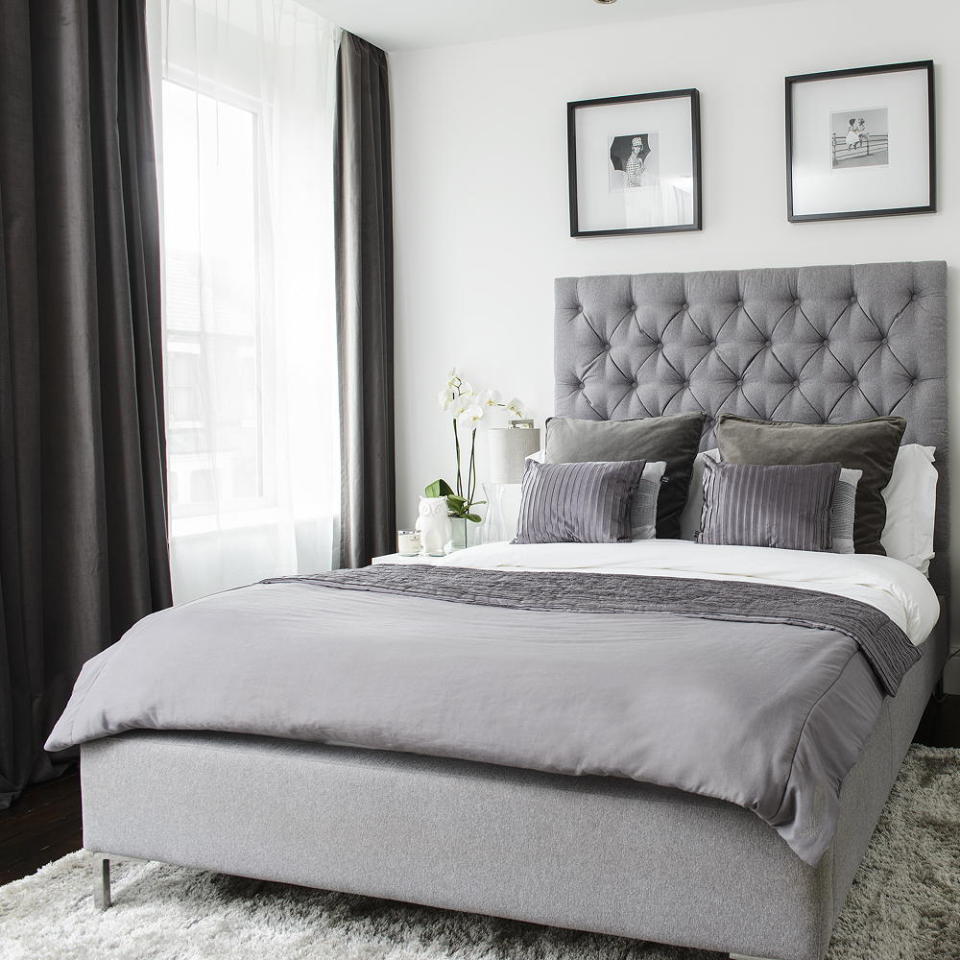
609, 133, 657, 190
831, 108, 889, 169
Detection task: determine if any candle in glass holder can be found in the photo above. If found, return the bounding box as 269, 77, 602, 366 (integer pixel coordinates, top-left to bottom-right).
397, 530, 421, 557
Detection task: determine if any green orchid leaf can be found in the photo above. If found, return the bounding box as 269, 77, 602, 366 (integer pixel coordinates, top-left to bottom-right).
464, 513, 482, 523
424, 478, 455, 498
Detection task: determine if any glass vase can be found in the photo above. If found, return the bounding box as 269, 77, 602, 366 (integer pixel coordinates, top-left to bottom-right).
449, 515, 483, 552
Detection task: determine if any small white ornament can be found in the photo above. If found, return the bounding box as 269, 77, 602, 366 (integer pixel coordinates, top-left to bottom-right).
416, 497, 452, 557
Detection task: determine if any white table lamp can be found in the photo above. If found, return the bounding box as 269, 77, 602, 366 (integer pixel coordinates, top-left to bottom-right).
486, 425, 541, 483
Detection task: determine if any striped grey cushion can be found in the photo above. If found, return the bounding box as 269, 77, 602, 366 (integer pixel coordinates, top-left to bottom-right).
513, 459, 647, 544
697, 459, 841, 551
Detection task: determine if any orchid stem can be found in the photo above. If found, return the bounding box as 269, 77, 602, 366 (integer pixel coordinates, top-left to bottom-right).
453, 418, 463, 498
467, 429, 477, 507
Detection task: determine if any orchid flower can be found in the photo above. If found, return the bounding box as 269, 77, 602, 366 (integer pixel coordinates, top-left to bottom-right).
431, 370, 529, 523
456, 403, 484, 430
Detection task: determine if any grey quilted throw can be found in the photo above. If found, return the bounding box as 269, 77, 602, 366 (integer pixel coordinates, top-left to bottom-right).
271, 564, 917, 697
47, 565, 921, 865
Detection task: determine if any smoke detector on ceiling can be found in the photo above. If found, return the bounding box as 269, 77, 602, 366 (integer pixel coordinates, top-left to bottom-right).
594, 0, 618, 4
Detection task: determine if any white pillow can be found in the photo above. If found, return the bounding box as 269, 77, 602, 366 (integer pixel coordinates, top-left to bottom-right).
881, 444, 937, 574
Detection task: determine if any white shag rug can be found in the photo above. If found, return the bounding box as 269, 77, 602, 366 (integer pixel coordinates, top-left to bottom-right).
1, 745, 958, 960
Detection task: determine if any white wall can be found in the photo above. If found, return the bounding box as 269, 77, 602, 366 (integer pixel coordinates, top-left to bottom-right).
390, 0, 959, 679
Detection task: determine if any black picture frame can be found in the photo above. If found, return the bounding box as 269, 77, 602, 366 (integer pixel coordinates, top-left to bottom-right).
567, 89, 702, 238
785, 60, 936, 223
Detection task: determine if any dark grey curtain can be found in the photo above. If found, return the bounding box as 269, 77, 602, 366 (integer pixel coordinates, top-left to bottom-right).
334, 33, 396, 569
0, 0, 172, 808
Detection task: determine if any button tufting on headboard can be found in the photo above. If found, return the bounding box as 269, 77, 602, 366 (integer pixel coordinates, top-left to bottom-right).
555, 262, 948, 592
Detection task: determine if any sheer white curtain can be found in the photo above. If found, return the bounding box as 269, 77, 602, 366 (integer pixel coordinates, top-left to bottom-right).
148, 0, 340, 602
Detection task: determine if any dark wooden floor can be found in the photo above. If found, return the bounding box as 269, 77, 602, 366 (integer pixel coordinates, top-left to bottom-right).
0, 767, 82, 886
1, 697, 958, 888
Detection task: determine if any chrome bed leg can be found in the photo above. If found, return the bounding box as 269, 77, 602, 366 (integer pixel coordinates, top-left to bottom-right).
730, 954, 779, 960
93, 854, 111, 911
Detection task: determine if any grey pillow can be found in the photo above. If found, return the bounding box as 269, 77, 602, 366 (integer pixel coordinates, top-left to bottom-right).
686, 453, 861, 552
544, 413, 705, 539
513, 459, 647, 544
716, 415, 905, 555
697, 459, 841, 551
679, 448, 719, 540
631, 461, 666, 540
831, 468, 862, 554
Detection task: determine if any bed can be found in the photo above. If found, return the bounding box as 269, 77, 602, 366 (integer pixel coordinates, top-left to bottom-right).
60, 260, 948, 960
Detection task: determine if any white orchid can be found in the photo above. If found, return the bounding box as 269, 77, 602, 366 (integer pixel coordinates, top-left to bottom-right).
450, 389, 484, 426
432, 369, 530, 526
446, 368, 473, 391
476, 388, 524, 417
439, 368, 477, 411
456, 403, 485, 430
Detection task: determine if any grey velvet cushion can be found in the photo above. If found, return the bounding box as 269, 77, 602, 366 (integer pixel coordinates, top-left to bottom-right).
716, 415, 905, 555
513, 459, 646, 544
544, 413, 705, 539
698, 459, 841, 551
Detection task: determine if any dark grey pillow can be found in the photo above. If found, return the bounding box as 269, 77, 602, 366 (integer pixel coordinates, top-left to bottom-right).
697, 459, 841, 551
716, 415, 905, 555
513, 459, 647, 544
544, 413, 705, 539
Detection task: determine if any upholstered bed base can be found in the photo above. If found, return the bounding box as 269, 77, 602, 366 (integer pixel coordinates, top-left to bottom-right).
80, 623, 945, 960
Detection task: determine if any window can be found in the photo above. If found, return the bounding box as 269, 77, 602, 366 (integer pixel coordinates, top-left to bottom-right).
161, 79, 266, 523
152, 0, 339, 602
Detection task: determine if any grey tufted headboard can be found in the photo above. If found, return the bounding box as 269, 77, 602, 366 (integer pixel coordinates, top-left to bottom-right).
555, 261, 948, 593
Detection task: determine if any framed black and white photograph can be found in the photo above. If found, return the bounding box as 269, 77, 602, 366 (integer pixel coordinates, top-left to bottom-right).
786, 61, 935, 222
567, 89, 701, 237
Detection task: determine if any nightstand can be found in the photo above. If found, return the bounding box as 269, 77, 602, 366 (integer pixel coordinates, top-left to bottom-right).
371, 553, 451, 565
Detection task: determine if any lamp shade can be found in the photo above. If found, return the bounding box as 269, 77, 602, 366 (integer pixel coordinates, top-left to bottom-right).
487, 427, 541, 483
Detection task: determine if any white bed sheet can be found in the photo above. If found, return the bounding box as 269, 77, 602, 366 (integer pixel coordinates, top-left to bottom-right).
435, 540, 940, 646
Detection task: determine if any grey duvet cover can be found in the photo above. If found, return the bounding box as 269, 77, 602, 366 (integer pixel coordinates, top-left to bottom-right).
47, 565, 920, 865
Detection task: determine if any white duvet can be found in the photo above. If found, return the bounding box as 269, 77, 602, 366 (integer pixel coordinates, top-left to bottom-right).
435, 539, 940, 646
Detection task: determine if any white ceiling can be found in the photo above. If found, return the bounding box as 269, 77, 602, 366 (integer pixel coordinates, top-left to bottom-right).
301, 0, 797, 52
